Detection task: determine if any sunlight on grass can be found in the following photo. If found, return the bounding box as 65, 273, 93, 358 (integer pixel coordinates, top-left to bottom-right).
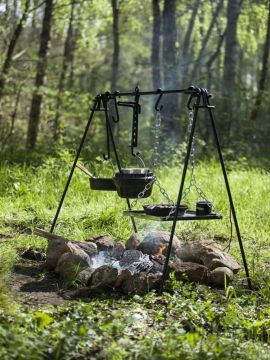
0, 157, 270, 359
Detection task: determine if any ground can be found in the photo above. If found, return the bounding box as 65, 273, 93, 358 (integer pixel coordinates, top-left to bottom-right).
0, 158, 270, 359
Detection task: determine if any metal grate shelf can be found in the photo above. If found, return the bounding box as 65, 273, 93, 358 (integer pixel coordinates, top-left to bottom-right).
123, 210, 222, 222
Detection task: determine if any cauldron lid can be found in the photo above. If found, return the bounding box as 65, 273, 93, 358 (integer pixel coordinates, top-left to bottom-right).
113, 174, 154, 180
114, 168, 154, 178
120, 168, 151, 174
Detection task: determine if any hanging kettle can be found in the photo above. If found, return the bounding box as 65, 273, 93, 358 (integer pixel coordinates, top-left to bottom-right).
113, 168, 155, 198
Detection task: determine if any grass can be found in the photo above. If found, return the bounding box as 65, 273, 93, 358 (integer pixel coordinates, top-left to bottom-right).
0, 152, 270, 359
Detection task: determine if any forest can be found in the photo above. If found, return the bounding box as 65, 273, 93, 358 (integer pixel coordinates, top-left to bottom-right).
0, 0, 270, 359
0, 0, 269, 159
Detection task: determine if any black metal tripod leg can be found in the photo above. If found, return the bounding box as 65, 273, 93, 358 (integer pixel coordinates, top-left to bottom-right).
159, 94, 201, 294
50, 99, 98, 233
126, 198, 138, 233
207, 106, 252, 289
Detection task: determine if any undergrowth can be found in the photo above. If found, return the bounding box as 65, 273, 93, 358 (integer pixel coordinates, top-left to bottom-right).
0, 152, 270, 359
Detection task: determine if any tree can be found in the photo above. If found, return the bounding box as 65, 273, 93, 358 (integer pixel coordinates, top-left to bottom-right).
221, 0, 242, 141
53, 0, 77, 140
250, 1, 270, 121
151, 0, 161, 90
111, 0, 119, 92
162, 0, 178, 138
0, 0, 31, 102
222, 0, 242, 99
181, 0, 200, 84
191, 0, 224, 82
26, 0, 54, 149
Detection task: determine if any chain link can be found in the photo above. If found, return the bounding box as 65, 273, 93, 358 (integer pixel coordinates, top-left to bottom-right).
130, 105, 216, 216
181, 107, 217, 213
152, 111, 162, 169
130, 109, 175, 210
150, 111, 174, 207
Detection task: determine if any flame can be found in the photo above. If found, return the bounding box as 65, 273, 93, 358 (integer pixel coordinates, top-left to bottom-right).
154, 244, 166, 257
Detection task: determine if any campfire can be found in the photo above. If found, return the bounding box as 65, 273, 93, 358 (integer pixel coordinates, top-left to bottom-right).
35, 228, 241, 295
153, 244, 167, 258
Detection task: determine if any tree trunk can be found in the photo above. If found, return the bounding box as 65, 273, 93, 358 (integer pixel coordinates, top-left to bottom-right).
151, 0, 161, 90
31, 0, 40, 29
180, 0, 200, 85
162, 0, 178, 137
26, 0, 54, 149
53, 0, 76, 140
111, 0, 119, 91
67, 27, 79, 89
182, 0, 200, 60
222, 0, 242, 98
250, 1, 270, 121
221, 0, 242, 142
191, 0, 224, 81
163, 0, 177, 89
1, 82, 23, 151
0, 0, 31, 101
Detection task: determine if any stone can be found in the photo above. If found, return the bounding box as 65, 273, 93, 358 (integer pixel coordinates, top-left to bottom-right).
74, 241, 97, 257
55, 243, 91, 281
21, 248, 46, 261
119, 250, 144, 267
121, 272, 162, 294
76, 268, 95, 285
138, 231, 181, 255
46, 237, 97, 269
111, 242, 125, 259
168, 262, 211, 285
126, 233, 141, 250
176, 238, 241, 273
210, 267, 234, 287
46, 238, 71, 269
89, 235, 114, 251
150, 259, 164, 274
114, 269, 134, 289
90, 265, 119, 289
130, 256, 154, 274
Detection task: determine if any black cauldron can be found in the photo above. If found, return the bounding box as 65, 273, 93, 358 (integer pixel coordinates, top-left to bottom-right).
113, 168, 155, 198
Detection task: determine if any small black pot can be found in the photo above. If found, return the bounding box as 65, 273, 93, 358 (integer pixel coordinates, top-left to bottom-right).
89, 178, 116, 191
143, 204, 188, 217
196, 200, 212, 216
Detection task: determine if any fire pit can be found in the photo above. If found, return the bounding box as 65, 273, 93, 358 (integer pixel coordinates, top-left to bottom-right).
35, 229, 241, 295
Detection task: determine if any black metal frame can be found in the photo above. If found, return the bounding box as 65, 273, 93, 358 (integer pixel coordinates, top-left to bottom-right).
49, 85, 252, 292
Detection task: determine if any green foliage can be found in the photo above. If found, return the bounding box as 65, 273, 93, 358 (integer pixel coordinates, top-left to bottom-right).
0, 158, 270, 359
1, 0, 270, 158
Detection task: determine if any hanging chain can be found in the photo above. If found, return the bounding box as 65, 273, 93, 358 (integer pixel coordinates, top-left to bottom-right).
181, 107, 196, 200
130, 109, 174, 209
180, 107, 216, 212
152, 110, 162, 169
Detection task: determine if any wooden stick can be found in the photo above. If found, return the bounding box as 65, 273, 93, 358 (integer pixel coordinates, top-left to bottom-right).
35, 228, 69, 241
76, 163, 96, 178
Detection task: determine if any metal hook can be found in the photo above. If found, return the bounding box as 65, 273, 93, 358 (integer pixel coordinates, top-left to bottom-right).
155, 89, 164, 111
111, 93, 120, 123
187, 93, 198, 110
102, 97, 111, 161
131, 148, 140, 157
103, 120, 111, 160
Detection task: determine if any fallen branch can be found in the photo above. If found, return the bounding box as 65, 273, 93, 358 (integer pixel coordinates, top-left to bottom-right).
35, 228, 69, 242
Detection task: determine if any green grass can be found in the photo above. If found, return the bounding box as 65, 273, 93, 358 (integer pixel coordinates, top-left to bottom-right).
0, 153, 270, 359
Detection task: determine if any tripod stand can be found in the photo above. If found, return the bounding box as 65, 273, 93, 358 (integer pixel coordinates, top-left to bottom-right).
49, 86, 252, 293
